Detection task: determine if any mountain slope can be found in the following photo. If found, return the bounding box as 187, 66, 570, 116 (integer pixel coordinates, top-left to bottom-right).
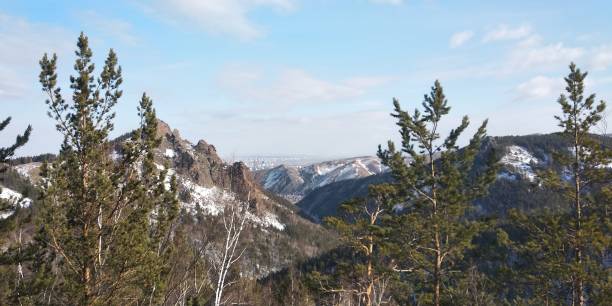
253, 156, 385, 203
7, 120, 334, 276
296, 133, 612, 222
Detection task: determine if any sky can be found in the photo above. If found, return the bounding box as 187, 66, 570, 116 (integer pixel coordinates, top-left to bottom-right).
1, 0, 611, 159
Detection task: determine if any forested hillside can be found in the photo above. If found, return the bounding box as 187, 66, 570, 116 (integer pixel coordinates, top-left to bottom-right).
0, 33, 609, 306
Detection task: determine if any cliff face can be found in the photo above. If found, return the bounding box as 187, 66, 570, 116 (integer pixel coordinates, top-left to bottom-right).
154, 120, 268, 209
10, 119, 335, 277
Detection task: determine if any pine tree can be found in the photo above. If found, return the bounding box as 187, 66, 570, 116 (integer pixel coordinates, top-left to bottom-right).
16, 33, 179, 305
377, 80, 498, 305
323, 183, 395, 306
0, 117, 31, 213
0, 117, 31, 166
513, 63, 611, 304
0, 116, 31, 304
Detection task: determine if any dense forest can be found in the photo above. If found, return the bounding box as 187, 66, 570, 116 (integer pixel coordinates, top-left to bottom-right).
0, 34, 610, 306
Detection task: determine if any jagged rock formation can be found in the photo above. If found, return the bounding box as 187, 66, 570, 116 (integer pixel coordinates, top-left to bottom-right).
9, 119, 335, 276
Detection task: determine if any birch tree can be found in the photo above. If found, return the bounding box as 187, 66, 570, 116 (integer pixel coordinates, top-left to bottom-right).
209, 195, 249, 306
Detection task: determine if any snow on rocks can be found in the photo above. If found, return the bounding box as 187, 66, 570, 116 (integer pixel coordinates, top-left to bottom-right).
180, 178, 286, 231
0, 186, 32, 219
181, 179, 228, 216
304, 157, 384, 189
164, 149, 176, 159
499, 146, 539, 181
13, 162, 41, 180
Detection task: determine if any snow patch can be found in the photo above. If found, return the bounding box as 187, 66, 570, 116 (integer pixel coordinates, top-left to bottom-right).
179, 178, 285, 230
0, 186, 32, 219
500, 146, 539, 181
264, 168, 285, 189
164, 149, 176, 158
181, 179, 229, 216
14, 162, 41, 180
110, 150, 122, 161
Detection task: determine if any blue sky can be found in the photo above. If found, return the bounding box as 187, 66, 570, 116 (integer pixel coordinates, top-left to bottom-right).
1, 0, 611, 158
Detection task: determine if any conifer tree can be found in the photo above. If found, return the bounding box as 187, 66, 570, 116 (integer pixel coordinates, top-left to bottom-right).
323, 183, 395, 306
0, 117, 31, 212
377, 80, 498, 305
0, 116, 31, 303
513, 63, 611, 305
0, 117, 31, 166
17, 33, 179, 305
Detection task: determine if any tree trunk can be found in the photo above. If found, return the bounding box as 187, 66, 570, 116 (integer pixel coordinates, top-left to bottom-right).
573, 120, 584, 306
434, 235, 441, 306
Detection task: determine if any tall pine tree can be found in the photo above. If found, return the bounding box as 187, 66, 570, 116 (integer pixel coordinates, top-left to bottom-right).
16, 33, 179, 305
378, 80, 497, 306
513, 63, 611, 305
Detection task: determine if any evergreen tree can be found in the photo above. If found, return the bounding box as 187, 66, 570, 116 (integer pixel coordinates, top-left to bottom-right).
16, 33, 178, 305
0, 117, 31, 213
0, 117, 31, 166
0, 116, 31, 303
322, 183, 395, 305
512, 63, 611, 305
377, 81, 498, 305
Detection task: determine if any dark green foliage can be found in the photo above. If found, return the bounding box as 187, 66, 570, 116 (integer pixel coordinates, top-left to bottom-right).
321, 183, 396, 305
509, 63, 611, 305
377, 80, 498, 305
0, 117, 31, 304
12, 33, 179, 305
0, 117, 31, 166
0, 116, 32, 213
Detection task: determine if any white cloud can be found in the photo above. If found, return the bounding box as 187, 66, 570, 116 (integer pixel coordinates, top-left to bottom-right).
483, 24, 532, 42
449, 30, 474, 48
217, 66, 390, 105
516, 76, 562, 100
148, 0, 295, 40
176, 109, 397, 157
369, 0, 404, 5
508, 42, 583, 71
590, 45, 612, 70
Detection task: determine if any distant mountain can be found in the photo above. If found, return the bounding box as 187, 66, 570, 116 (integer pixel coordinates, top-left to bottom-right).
296, 133, 612, 222
253, 156, 386, 203
6, 120, 334, 276
232, 155, 328, 171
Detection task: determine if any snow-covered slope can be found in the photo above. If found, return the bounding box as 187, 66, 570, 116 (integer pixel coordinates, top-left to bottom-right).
0, 185, 32, 219
254, 156, 386, 202
7, 119, 330, 276
498, 145, 540, 181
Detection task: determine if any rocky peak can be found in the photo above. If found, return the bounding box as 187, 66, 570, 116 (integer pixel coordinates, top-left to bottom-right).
195, 139, 220, 161
156, 119, 173, 139
152, 119, 271, 211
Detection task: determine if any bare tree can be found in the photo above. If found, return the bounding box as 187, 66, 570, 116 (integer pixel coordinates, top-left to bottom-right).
209, 194, 249, 306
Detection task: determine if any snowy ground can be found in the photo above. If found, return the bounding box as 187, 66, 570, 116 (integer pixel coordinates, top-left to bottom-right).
499, 146, 539, 182
0, 186, 32, 219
